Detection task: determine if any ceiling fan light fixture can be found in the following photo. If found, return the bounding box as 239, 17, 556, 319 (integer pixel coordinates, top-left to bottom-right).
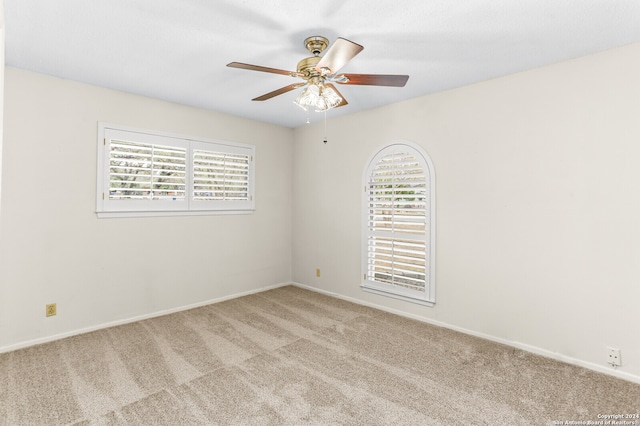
294, 83, 343, 112
294, 84, 318, 111
321, 85, 342, 109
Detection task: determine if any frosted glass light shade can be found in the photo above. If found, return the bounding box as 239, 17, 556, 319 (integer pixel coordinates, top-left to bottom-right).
294, 83, 342, 112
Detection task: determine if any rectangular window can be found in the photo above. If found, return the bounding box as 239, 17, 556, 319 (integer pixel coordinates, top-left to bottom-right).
97, 123, 255, 217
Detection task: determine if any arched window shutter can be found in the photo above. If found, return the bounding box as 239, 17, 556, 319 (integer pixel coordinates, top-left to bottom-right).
362, 142, 435, 306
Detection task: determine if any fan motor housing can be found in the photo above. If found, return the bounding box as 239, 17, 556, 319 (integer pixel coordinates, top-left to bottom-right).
297, 56, 321, 76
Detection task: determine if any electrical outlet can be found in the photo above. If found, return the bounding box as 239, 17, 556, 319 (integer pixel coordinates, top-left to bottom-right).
316, 268, 321, 278
607, 347, 621, 367
46, 303, 57, 317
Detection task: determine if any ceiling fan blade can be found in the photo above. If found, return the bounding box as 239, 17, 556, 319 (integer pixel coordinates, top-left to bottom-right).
252, 83, 306, 101
336, 74, 409, 87
316, 37, 364, 75
325, 83, 348, 108
227, 62, 301, 77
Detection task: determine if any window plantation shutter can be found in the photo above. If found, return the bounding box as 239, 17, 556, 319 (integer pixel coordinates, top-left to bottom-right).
363, 143, 435, 305
193, 149, 250, 201
189, 140, 254, 211
98, 124, 255, 216
109, 140, 186, 200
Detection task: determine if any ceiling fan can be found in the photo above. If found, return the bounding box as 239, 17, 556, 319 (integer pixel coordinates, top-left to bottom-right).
227, 36, 409, 112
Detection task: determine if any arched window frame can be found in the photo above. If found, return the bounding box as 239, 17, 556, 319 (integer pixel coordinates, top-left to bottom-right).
361, 141, 436, 306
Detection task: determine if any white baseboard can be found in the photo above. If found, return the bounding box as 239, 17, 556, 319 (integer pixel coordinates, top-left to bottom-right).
291, 282, 640, 385
0, 282, 291, 354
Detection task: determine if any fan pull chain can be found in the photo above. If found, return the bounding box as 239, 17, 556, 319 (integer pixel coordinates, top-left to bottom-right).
323, 110, 328, 144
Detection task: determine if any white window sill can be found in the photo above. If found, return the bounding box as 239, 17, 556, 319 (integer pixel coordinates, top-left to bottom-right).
97, 209, 255, 219
361, 284, 435, 307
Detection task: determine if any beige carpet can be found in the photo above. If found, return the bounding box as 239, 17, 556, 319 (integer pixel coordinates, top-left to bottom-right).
1, 286, 638, 425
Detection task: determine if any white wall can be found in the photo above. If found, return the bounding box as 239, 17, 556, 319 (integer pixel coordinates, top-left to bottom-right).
293, 43, 640, 382
2, 42, 639, 383
0, 0, 6, 354
0, 1, 4, 212
0, 68, 293, 351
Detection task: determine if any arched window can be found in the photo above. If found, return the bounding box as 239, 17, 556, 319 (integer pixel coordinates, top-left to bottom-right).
362, 142, 435, 306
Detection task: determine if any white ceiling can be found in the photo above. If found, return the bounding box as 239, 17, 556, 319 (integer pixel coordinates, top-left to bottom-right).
5, 1, 640, 128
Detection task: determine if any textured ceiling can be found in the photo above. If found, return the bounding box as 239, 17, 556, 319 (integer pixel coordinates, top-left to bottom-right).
5, 1, 640, 128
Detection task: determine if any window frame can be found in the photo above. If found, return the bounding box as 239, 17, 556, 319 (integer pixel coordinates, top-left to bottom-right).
96, 123, 255, 218
361, 141, 436, 306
